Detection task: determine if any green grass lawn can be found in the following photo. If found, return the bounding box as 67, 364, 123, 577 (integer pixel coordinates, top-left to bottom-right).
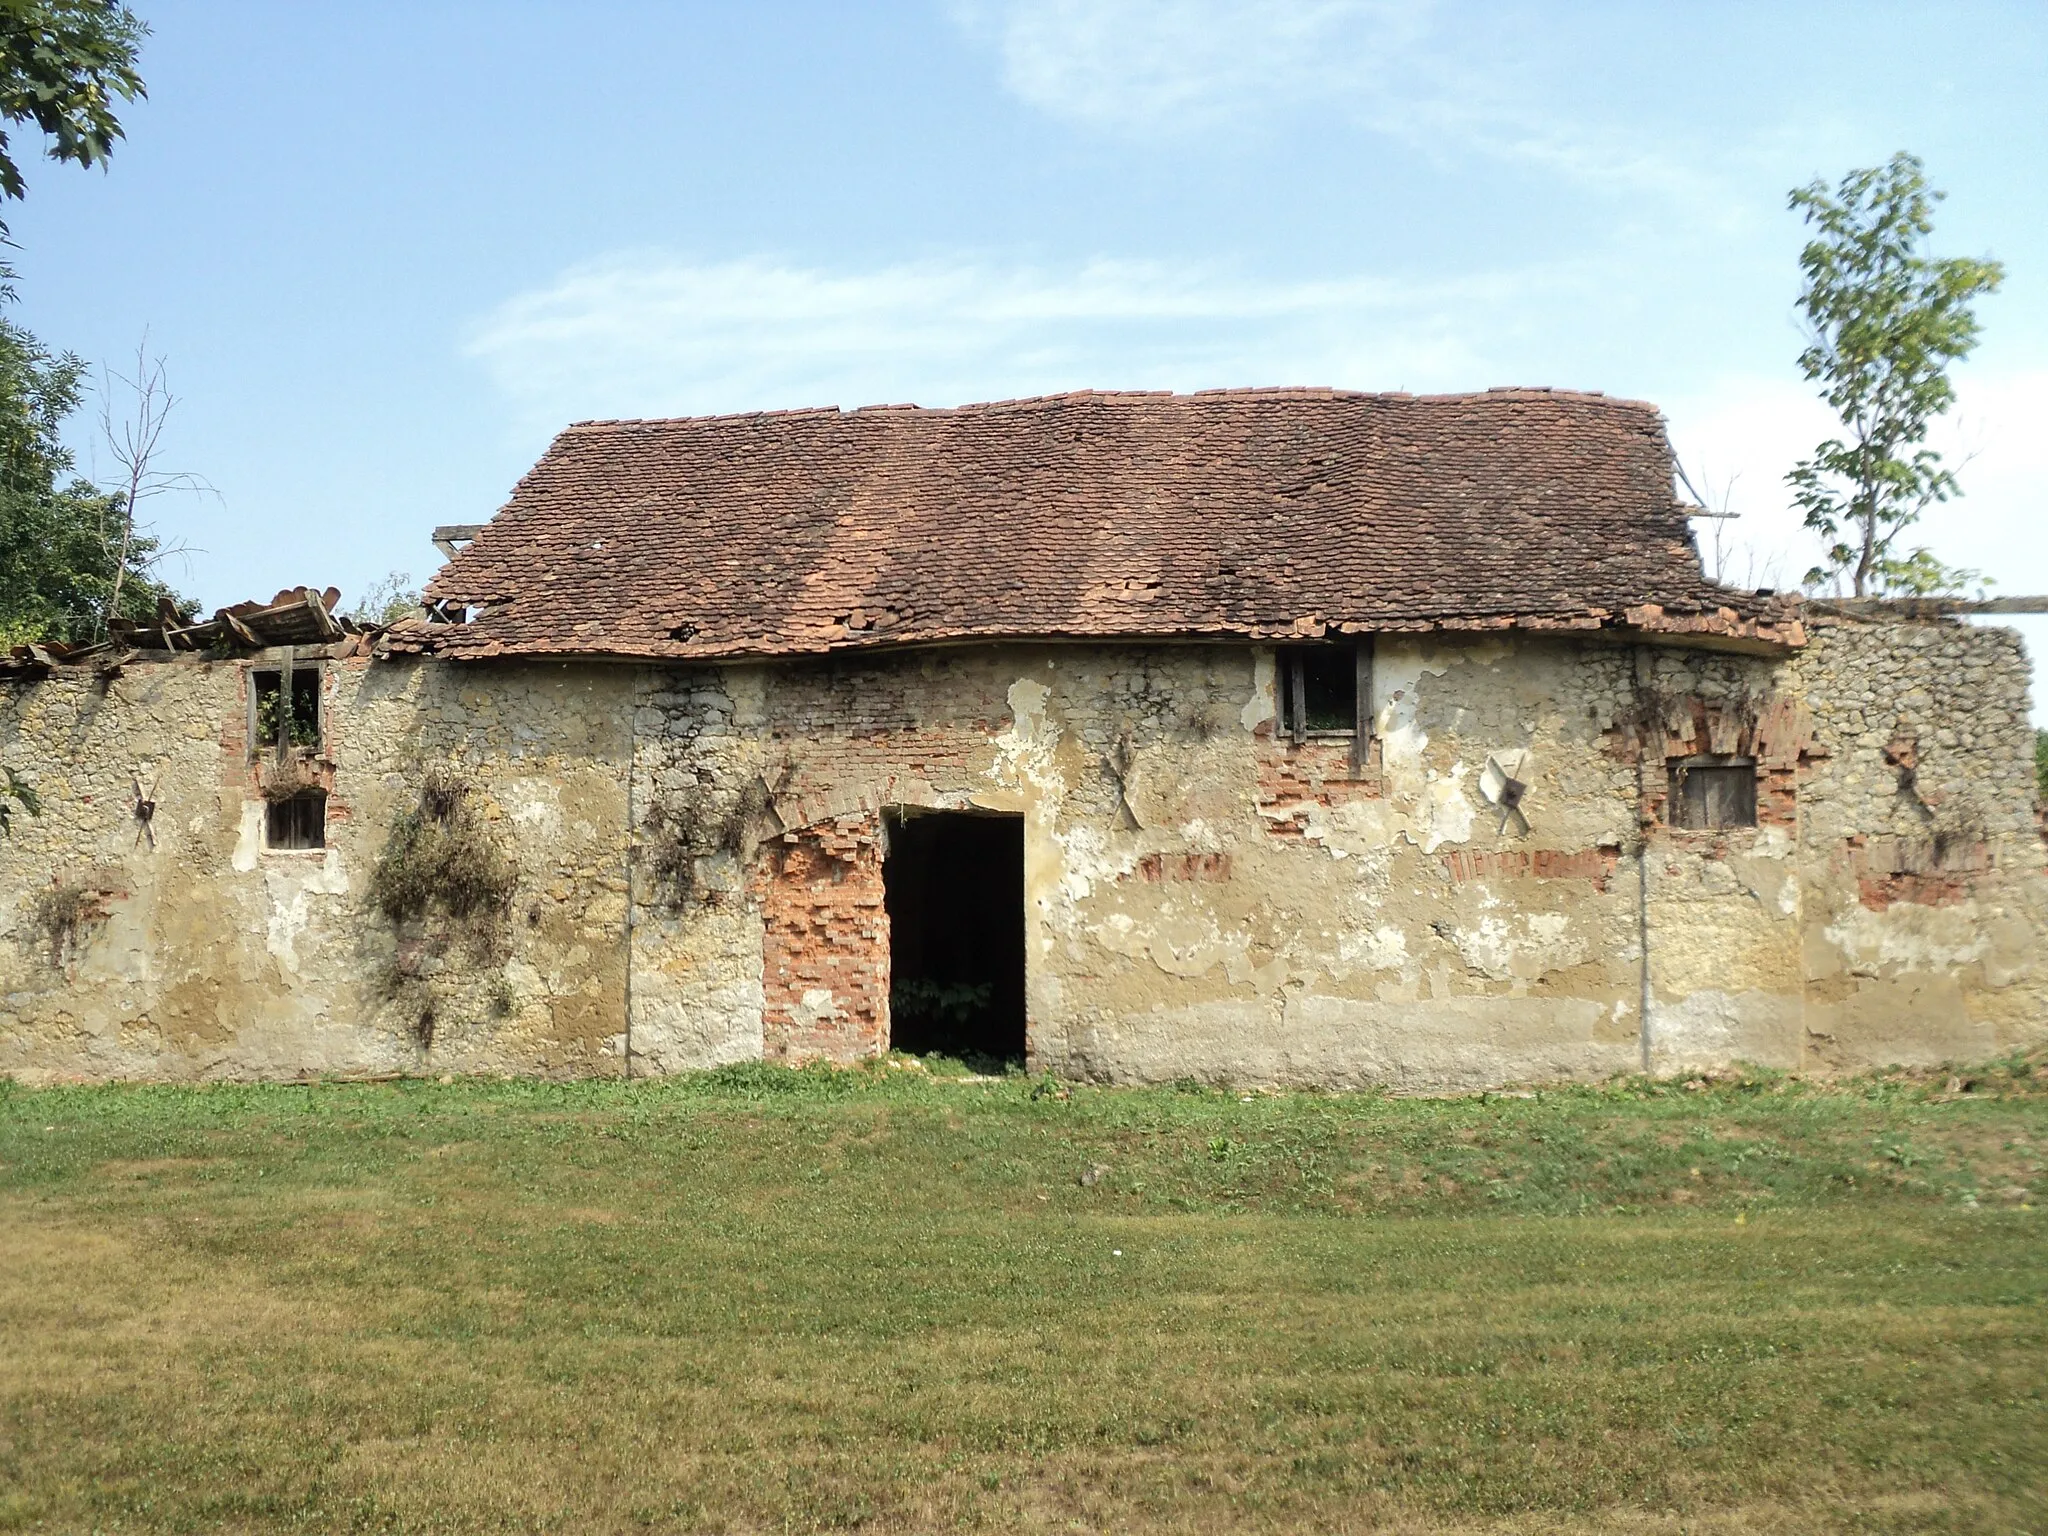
2, 1059, 2044, 1534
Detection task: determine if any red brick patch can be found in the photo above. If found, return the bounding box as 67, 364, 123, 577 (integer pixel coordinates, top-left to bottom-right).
1439, 846, 1620, 891
757, 814, 889, 1064
1134, 852, 1232, 882
1846, 833, 1990, 910
1256, 738, 1381, 836
1858, 872, 1970, 910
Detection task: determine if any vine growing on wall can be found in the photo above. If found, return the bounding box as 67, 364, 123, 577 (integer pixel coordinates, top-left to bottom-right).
367, 764, 519, 1050
643, 764, 784, 908
369, 766, 517, 924
0, 765, 38, 834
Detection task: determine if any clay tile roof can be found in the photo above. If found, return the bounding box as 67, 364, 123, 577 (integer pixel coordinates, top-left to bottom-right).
415, 388, 1799, 661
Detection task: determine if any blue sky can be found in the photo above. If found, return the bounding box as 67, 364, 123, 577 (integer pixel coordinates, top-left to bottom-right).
12, 1, 2046, 706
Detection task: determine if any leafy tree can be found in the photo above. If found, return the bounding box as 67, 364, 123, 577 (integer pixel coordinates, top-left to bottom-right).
0, 1, 147, 241
2036, 729, 2047, 806
1787, 153, 2004, 597
347, 570, 422, 627
0, 6, 181, 645
0, 314, 182, 644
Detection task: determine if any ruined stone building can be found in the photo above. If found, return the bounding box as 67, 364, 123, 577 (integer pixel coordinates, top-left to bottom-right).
3, 388, 2043, 1085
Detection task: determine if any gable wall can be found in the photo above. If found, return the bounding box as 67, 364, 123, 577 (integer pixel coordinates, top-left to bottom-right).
1792, 618, 2045, 1069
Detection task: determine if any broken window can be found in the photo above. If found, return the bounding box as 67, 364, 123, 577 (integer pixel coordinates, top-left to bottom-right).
252, 665, 321, 753
266, 789, 327, 850
1669, 757, 1757, 829
1278, 642, 1372, 745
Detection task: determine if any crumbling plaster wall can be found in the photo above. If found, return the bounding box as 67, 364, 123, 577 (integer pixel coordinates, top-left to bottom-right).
0, 654, 631, 1083
629, 638, 1784, 1089
6, 618, 2039, 1088
634, 623, 2042, 1087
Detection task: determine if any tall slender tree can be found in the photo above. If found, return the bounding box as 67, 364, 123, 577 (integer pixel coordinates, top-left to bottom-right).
1787, 153, 2004, 596
0, 318, 181, 644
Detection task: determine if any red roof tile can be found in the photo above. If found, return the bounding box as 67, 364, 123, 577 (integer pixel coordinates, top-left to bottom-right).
414, 388, 1798, 660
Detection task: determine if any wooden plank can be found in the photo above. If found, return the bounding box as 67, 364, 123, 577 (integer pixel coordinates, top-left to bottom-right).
1288, 651, 1306, 747
277, 646, 294, 764
1351, 637, 1374, 777
303, 587, 341, 640
433, 524, 483, 558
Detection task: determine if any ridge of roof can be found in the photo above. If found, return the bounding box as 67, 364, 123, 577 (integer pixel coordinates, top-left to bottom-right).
560, 384, 1657, 433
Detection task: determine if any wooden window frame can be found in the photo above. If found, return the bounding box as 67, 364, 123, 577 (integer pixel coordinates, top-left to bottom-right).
1278, 639, 1375, 773
248, 650, 323, 761
264, 788, 328, 851
1667, 755, 1758, 830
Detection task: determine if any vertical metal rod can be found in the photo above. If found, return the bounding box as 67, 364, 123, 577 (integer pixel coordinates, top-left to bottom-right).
1633, 646, 1654, 1076
622, 670, 636, 1081
1636, 805, 1653, 1076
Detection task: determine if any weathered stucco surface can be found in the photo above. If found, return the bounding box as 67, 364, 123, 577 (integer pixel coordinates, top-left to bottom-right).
0, 655, 631, 1082
3, 617, 2041, 1086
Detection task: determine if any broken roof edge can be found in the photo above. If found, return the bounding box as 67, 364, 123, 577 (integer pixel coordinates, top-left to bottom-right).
554, 383, 1664, 434
4, 597, 1802, 677
0, 586, 393, 678
388, 601, 1805, 665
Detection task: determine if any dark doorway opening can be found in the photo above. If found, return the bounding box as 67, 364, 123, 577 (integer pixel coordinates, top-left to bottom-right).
884, 810, 1026, 1069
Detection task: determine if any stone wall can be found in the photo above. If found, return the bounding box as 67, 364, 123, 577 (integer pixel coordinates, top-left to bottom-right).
3, 617, 2041, 1086
624, 624, 2043, 1087
0, 652, 632, 1082
1790, 616, 2046, 1068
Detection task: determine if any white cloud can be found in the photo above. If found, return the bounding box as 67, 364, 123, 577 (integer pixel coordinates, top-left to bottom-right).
952, 0, 1737, 208
464, 250, 1577, 425
956, 0, 1425, 130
